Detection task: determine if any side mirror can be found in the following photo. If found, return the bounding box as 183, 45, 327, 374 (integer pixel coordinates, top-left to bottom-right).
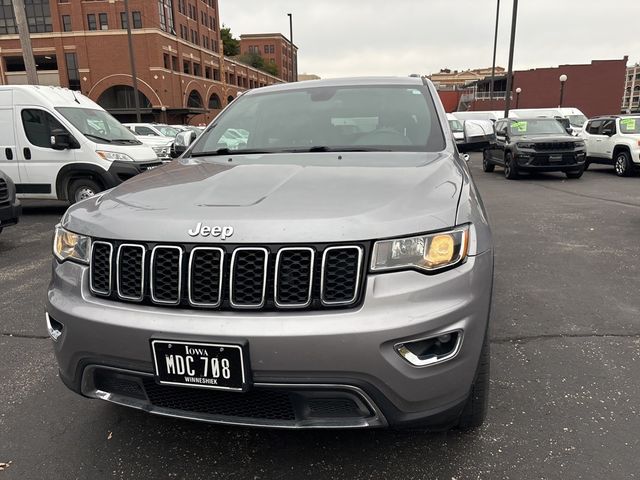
50, 129, 73, 150
173, 130, 197, 156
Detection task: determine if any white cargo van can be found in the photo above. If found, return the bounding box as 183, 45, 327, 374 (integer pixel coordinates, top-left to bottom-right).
0, 85, 161, 203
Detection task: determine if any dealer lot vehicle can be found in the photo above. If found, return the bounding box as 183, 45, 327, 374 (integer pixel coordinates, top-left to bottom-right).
510, 108, 587, 135
580, 115, 640, 176
0, 169, 21, 235
47, 77, 493, 431
0, 86, 161, 203
124, 123, 181, 139
483, 117, 586, 179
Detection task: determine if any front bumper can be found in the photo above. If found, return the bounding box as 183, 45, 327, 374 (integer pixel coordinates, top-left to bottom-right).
514, 150, 586, 171
46, 250, 493, 429
0, 198, 21, 229
105, 160, 164, 187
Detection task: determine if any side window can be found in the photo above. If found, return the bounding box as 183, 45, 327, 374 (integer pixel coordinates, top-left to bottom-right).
21, 109, 66, 149
587, 120, 602, 135
495, 121, 507, 136
600, 119, 616, 135
135, 126, 157, 136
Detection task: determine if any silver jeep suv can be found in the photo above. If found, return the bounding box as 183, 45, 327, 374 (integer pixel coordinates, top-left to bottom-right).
47, 77, 493, 430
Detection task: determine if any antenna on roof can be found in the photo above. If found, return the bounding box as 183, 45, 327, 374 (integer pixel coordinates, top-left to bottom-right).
70, 89, 80, 104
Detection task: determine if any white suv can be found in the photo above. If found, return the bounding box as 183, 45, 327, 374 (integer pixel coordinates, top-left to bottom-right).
581, 116, 640, 176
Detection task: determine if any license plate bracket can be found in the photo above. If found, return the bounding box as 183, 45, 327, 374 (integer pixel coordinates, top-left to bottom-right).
549, 154, 563, 163
151, 340, 249, 392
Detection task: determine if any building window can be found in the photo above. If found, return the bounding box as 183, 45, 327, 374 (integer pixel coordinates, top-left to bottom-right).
208, 93, 221, 109
203, 35, 208, 49
163, 53, 171, 70
193, 63, 201, 77
5, 0, 53, 33
213, 69, 220, 81
120, 12, 128, 29
178, 0, 185, 14
183, 60, 191, 75
87, 14, 97, 30
209, 16, 216, 31
172, 56, 179, 71
158, 0, 174, 33
132, 11, 142, 28
269, 45, 275, 54
65, 53, 80, 90
61, 15, 72, 32
98, 13, 108, 30
205, 66, 211, 79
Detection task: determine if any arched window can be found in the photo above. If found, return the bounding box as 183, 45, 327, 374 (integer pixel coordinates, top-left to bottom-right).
208, 93, 221, 109
187, 90, 204, 109
97, 85, 152, 109
227, 95, 234, 105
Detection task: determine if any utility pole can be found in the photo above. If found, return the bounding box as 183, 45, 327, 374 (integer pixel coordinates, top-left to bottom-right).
14, 0, 39, 85
287, 13, 295, 82
488, 0, 500, 110
503, 0, 518, 118
124, 0, 142, 122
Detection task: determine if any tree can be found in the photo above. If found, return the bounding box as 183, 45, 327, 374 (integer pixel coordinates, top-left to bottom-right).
235, 52, 279, 77
220, 25, 240, 56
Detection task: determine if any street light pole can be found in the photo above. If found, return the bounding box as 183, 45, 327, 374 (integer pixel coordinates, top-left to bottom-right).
489, 0, 500, 110
503, 0, 519, 118
124, 0, 142, 122
515, 87, 521, 108
559, 74, 567, 107
13, 0, 38, 85
287, 13, 295, 82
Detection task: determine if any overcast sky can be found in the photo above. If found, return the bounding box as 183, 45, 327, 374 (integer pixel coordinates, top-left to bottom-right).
220, 0, 639, 78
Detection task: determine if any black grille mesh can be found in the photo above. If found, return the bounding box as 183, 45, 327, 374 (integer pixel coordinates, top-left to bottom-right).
90, 243, 365, 311
276, 249, 313, 306
231, 250, 267, 306
535, 142, 575, 151
143, 379, 296, 420
152, 247, 181, 303
189, 248, 223, 305
322, 248, 360, 304
118, 246, 144, 299
90, 243, 112, 294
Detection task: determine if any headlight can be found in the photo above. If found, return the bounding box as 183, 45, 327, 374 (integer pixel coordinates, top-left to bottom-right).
371, 225, 470, 273
516, 142, 535, 149
574, 141, 585, 148
96, 150, 135, 162
53, 225, 91, 264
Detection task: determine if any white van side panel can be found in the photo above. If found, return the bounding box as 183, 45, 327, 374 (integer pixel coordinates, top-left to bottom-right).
0, 91, 20, 186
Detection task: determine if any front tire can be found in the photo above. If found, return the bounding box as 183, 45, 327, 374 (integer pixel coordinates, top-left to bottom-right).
68, 178, 101, 204
482, 150, 495, 172
614, 151, 633, 177
566, 168, 584, 179
504, 153, 519, 180
458, 336, 490, 430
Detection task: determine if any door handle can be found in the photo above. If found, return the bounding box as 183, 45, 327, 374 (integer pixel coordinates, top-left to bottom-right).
23, 147, 31, 159
4, 148, 12, 160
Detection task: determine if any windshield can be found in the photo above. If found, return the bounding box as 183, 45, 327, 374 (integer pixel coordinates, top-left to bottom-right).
449, 119, 464, 133
56, 107, 140, 145
619, 117, 640, 134
190, 85, 445, 156
567, 114, 587, 127
158, 126, 180, 137
509, 119, 567, 136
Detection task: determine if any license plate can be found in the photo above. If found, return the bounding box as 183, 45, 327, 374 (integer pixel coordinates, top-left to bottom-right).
151, 340, 248, 391
549, 155, 563, 162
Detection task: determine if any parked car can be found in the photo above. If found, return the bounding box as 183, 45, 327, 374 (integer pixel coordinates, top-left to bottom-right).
123, 127, 174, 162
447, 113, 465, 146
0, 85, 161, 203
510, 108, 587, 135
580, 115, 640, 176
47, 76, 494, 431
123, 123, 182, 138
0, 169, 21, 235
483, 117, 586, 179
171, 125, 205, 136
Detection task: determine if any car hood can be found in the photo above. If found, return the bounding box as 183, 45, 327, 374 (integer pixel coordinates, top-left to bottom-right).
514, 134, 576, 142
63, 152, 465, 243
135, 135, 174, 146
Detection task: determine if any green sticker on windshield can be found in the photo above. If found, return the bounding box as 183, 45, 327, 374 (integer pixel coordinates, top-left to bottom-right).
620, 118, 636, 130
512, 121, 528, 132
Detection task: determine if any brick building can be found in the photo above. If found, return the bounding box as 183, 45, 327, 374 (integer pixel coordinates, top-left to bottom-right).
239, 33, 297, 82
463, 58, 628, 118
0, 0, 284, 124
621, 62, 640, 113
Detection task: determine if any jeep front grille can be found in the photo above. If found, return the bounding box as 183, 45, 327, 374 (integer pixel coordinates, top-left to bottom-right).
0, 178, 9, 207
534, 142, 576, 151
89, 242, 366, 311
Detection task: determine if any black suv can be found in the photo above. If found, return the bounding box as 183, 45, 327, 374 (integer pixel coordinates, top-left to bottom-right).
483, 117, 586, 180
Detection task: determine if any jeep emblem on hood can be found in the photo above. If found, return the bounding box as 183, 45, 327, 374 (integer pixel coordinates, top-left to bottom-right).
188, 222, 234, 240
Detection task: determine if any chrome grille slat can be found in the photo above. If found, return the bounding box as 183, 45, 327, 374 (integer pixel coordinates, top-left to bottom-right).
90, 243, 365, 310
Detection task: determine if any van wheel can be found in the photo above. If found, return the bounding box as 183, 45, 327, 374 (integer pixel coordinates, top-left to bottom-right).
458, 335, 490, 431
68, 179, 101, 204
614, 151, 632, 177
482, 150, 495, 172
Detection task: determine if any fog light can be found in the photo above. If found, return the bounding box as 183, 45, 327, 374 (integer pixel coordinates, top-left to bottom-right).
45, 313, 64, 341
395, 330, 462, 367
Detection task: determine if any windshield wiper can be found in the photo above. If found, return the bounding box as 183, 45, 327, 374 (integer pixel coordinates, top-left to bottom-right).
112, 138, 142, 144
296, 146, 392, 153
190, 148, 273, 157
84, 133, 112, 143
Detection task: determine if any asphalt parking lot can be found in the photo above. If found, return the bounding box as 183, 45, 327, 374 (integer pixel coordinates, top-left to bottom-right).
1, 154, 639, 480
